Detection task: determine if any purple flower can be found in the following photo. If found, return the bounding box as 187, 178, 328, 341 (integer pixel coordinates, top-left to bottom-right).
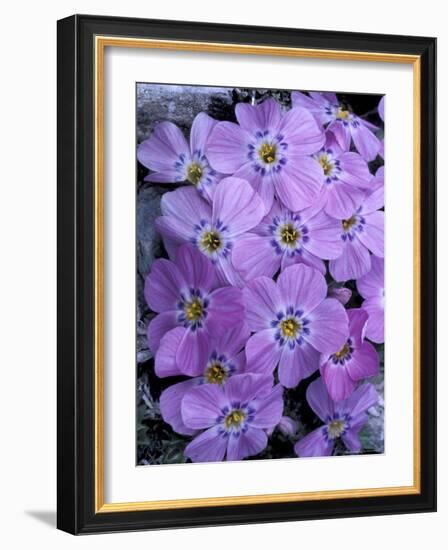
294, 378, 379, 457
156, 324, 250, 435
206, 98, 325, 212
137, 113, 222, 201
313, 134, 372, 219
327, 286, 352, 305
144, 243, 244, 374
320, 309, 380, 402
155, 177, 266, 286
181, 373, 283, 462
329, 186, 384, 281
357, 255, 384, 343
378, 96, 385, 122
292, 91, 381, 161
244, 264, 349, 388
232, 199, 343, 280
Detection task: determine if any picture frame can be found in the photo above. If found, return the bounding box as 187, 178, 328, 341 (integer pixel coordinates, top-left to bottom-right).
57, 14, 436, 534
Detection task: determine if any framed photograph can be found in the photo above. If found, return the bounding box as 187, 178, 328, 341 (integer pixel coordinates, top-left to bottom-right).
57, 14, 436, 534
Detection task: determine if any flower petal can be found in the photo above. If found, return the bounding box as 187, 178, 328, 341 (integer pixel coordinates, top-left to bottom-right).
329, 239, 371, 282
245, 330, 282, 375
147, 312, 178, 354
327, 120, 351, 151
358, 211, 384, 257
251, 385, 284, 428
212, 177, 266, 237
206, 286, 245, 333
306, 298, 349, 354
243, 276, 281, 331
362, 297, 384, 343
277, 263, 327, 314
357, 255, 384, 299
278, 342, 320, 388
181, 384, 227, 430
137, 121, 189, 172
206, 121, 249, 173
235, 98, 282, 133
184, 426, 228, 463
338, 152, 372, 188
190, 112, 218, 154
232, 233, 280, 281
274, 158, 323, 211
160, 379, 200, 435
176, 243, 216, 292
338, 382, 378, 418
324, 182, 366, 220
294, 427, 333, 457
155, 326, 185, 377
176, 328, 210, 376
320, 359, 357, 402
226, 427, 268, 461
306, 377, 335, 422
342, 413, 368, 452
144, 258, 184, 312
224, 372, 274, 404
280, 106, 325, 155
350, 121, 381, 161
347, 342, 380, 381
303, 209, 345, 259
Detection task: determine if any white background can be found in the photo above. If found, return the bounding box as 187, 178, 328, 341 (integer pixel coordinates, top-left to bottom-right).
105, 48, 413, 502
0, 0, 444, 547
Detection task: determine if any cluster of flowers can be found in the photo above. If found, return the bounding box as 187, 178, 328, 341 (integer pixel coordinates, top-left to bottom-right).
138, 91, 385, 463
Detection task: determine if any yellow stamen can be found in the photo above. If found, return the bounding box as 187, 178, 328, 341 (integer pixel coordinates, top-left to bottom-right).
327, 419, 346, 439
259, 143, 277, 164
336, 107, 350, 120
187, 163, 203, 185
342, 216, 357, 231
205, 362, 227, 385
225, 409, 246, 429
185, 297, 203, 322
280, 223, 299, 246
200, 231, 221, 253
318, 154, 333, 176
280, 317, 301, 338
334, 342, 351, 360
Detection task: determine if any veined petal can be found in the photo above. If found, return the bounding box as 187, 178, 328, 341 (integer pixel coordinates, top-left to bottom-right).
362, 297, 384, 343
212, 177, 266, 237
321, 359, 357, 402
306, 298, 349, 354
338, 152, 372, 188
350, 121, 381, 161
243, 276, 281, 331
181, 385, 227, 430
190, 112, 218, 154
346, 342, 380, 381
155, 326, 185, 377
280, 106, 325, 156
295, 427, 333, 457
206, 286, 245, 333
224, 372, 274, 403
278, 342, 319, 388
277, 263, 327, 314
274, 158, 323, 211
245, 330, 282, 376
137, 121, 189, 172
357, 255, 384, 299
206, 121, 249, 173
303, 209, 345, 259
175, 243, 216, 292
176, 328, 210, 376
358, 211, 384, 257
147, 312, 178, 354
144, 258, 184, 312
324, 182, 366, 220
226, 426, 267, 461
329, 239, 371, 282
250, 385, 284, 429
232, 233, 280, 281
160, 379, 200, 436
306, 377, 334, 421
338, 382, 378, 418
184, 426, 227, 463
342, 413, 368, 452
327, 120, 351, 152
235, 98, 282, 133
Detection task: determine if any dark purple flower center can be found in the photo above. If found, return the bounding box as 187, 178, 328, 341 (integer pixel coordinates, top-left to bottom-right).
323, 413, 350, 441
331, 338, 354, 365
341, 213, 365, 242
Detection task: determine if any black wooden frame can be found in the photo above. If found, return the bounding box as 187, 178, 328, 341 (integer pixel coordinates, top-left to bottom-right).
57, 14, 436, 534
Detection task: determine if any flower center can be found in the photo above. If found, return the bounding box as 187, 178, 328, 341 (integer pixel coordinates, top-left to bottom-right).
280, 317, 301, 338
318, 154, 333, 176
205, 362, 227, 385
342, 216, 357, 231
336, 107, 350, 120
224, 409, 246, 429
259, 142, 277, 164
280, 223, 300, 246
334, 342, 351, 361
184, 297, 204, 322
200, 230, 222, 253
327, 419, 346, 439
187, 162, 203, 185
